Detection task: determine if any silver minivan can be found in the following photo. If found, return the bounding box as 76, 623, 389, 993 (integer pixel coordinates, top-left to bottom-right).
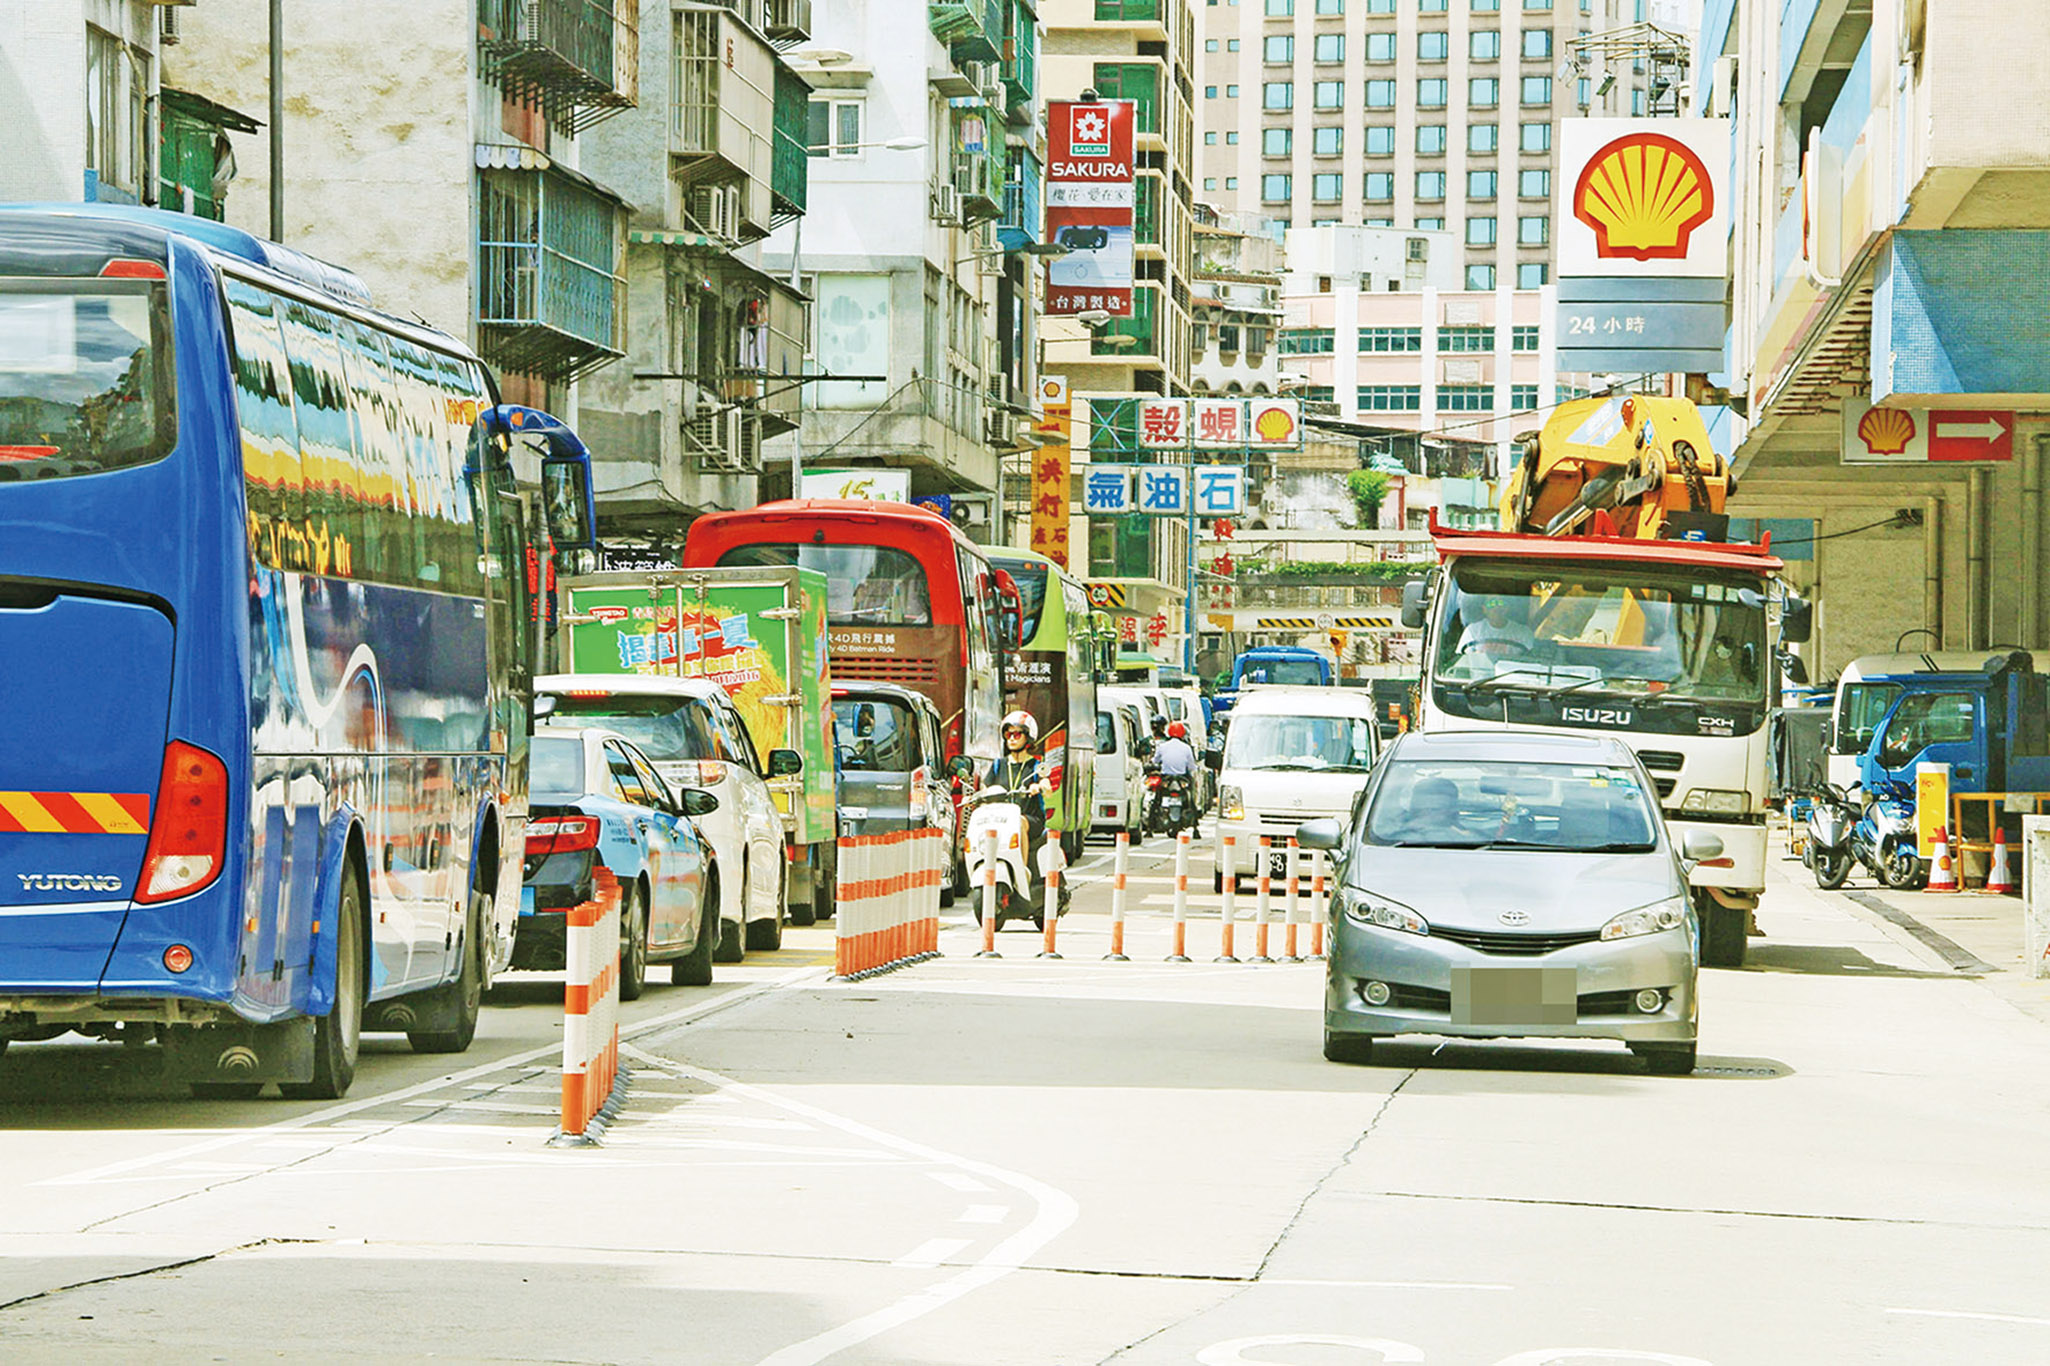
1302, 729, 1720, 1075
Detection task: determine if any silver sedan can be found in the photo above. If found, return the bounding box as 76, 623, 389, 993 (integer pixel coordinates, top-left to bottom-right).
1299, 729, 1722, 1075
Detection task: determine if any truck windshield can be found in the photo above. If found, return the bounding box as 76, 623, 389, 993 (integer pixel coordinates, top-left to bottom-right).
0, 282, 176, 479
1432, 560, 1768, 704
1244, 658, 1326, 686
1837, 682, 1903, 755
1876, 691, 1976, 768
1227, 713, 1375, 771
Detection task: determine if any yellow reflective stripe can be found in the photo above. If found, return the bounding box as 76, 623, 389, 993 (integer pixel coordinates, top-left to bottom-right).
0, 792, 63, 833
73, 791, 148, 836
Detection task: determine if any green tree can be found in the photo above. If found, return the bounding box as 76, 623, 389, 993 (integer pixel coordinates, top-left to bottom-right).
1346, 469, 1391, 529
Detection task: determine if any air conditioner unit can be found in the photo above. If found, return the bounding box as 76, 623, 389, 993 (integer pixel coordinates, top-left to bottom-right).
930, 182, 962, 224
984, 410, 1015, 448
1406, 237, 1429, 263
683, 407, 749, 472
1710, 56, 1739, 118
688, 183, 740, 241
765, 0, 812, 42
159, 5, 181, 42
976, 63, 1004, 103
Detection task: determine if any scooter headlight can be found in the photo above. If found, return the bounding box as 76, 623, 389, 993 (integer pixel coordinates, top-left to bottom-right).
1600, 895, 1690, 941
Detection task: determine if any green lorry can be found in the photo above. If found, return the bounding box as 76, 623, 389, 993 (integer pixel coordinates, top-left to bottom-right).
558, 565, 838, 920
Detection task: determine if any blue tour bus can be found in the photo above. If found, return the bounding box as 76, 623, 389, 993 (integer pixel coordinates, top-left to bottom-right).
0, 205, 539, 1099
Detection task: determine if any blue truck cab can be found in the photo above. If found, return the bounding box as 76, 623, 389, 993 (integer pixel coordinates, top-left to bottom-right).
1211, 646, 1334, 718
1855, 652, 2050, 796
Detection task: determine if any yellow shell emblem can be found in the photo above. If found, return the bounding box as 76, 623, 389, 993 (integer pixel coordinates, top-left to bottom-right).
1857, 406, 1917, 456
1572, 133, 1715, 261
1252, 405, 1295, 442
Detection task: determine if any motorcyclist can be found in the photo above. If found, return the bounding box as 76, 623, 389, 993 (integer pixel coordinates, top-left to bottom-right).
1150, 721, 1198, 829
987, 710, 1048, 858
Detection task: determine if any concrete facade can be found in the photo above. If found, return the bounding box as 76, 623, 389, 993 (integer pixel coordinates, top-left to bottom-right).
0, 1, 171, 209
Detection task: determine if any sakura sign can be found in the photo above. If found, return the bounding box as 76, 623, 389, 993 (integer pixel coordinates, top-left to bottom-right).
1046, 100, 1136, 317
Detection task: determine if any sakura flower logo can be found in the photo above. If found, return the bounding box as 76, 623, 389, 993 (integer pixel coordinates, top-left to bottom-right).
1070, 107, 1110, 154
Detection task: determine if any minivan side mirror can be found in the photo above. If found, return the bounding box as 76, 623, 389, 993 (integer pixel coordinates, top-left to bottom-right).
1400, 580, 1428, 630
679, 788, 720, 817
768, 748, 804, 777
1680, 831, 1725, 864
1295, 818, 1345, 851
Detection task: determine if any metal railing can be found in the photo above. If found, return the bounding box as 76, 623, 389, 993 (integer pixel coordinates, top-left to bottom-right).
477, 0, 639, 134
478, 167, 626, 380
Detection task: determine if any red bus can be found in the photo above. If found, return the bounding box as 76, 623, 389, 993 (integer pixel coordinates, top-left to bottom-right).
682, 500, 1009, 775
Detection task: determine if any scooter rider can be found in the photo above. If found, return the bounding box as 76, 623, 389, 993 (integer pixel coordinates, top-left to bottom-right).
1151, 721, 1198, 827
989, 710, 1048, 857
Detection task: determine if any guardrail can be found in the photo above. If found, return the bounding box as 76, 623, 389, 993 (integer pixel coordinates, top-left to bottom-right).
1950, 792, 2050, 888
834, 827, 944, 978
552, 865, 624, 1146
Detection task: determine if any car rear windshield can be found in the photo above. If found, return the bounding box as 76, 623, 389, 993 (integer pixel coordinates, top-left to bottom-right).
834, 697, 919, 771
531, 735, 587, 799
1366, 759, 1658, 851
543, 694, 714, 763
0, 281, 176, 481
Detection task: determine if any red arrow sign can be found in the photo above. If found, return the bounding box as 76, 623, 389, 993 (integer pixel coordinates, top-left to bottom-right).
1928, 411, 2012, 462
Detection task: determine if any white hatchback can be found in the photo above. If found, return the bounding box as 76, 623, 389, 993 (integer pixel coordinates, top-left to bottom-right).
537, 675, 788, 961
1215, 686, 1380, 889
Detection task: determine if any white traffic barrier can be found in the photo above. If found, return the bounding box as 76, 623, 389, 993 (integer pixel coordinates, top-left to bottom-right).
554, 865, 623, 1146
1217, 833, 1238, 962
1252, 835, 1274, 963
1283, 837, 1303, 961
2026, 816, 2050, 979
1168, 830, 1192, 962
1309, 849, 1327, 959
1105, 830, 1131, 961
976, 827, 1001, 958
834, 827, 944, 978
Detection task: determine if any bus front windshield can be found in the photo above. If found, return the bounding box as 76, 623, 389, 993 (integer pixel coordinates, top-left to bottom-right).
1432, 561, 1769, 704
718, 543, 932, 626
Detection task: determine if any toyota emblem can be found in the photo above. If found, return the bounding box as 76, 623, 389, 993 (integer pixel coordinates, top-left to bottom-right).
1497, 909, 1531, 926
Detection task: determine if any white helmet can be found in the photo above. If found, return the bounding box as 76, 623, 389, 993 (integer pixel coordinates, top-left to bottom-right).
1001, 709, 1038, 742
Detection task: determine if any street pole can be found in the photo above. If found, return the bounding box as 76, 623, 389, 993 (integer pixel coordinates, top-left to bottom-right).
268, 0, 283, 241
1184, 444, 1197, 674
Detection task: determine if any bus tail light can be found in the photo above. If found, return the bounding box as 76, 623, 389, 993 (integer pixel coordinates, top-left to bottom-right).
100, 258, 167, 280
526, 816, 601, 858
136, 742, 229, 904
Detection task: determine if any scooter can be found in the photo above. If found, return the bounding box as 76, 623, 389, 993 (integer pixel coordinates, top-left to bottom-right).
959, 786, 1069, 930
1852, 779, 1925, 890
1803, 782, 1857, 889
1146, 770, 1196, 835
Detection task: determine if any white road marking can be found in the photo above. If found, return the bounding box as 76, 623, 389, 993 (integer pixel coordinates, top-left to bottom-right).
623, 1046, 1080, 1366
928, 1171, 992, 1193
403, 1099, 562, 1115
957, 1204, 1008, 1224
1256, 1278, 1515, 1291
1197, 1335, 1425, 1365
1886, 1307, 2050, 1327
40, 967, 821, 1189
891, 1237, 973, 1269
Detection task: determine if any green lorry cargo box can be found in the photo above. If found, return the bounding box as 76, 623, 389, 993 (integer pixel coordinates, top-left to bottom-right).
559, 566, 835, 849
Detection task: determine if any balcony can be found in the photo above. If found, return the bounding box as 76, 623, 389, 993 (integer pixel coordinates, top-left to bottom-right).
1002, 144, 1042, 245
930, 0, 1002, 63
1092, 61, 1162, 140
1134, 172, 1161, 250
670, 4, 781, 240
1000, 0, 1036, 121
1091, 0, 1168, 42
1093, 285, 1161, 361
478, 0, 639, 135
763, 0, 811, 42
770, 65, 809, 223
951, 101, 1004, 223
477, 158, 628, 381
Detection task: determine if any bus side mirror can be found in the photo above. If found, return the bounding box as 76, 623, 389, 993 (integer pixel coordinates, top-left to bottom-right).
768, 748, 804, 777
1400, 580, 1428, 630
1782, 595, 1812, 643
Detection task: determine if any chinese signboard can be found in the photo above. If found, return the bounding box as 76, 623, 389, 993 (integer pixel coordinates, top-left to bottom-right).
1245, 398, 1301, 447
1192, 398, 1245, 448
1081, 465, 1244, 517
1045, 100, 1136, 317
800, 468, 911, 501
1555, 119, 1730, 374
1030, 376, 1074, 567
1137, 465, 1187, 514
1138, 399, 1187, 448
1841, 398, 2015, 465
1084, 465, 1133, 514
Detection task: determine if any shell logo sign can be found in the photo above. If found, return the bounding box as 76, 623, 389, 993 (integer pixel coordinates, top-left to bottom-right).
1246, 398, 1302, 448
1572, 133, 1714, 262
1856, 406, 1917, 457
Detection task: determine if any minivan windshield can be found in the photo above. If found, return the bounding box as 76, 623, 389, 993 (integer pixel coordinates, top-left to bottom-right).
1366, 760, 1659, 851
1227, 713, 1375, 771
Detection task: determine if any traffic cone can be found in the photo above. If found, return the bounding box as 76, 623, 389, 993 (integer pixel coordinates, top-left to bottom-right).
1984, 825, 2018, 895
1927, 825, 1958, 893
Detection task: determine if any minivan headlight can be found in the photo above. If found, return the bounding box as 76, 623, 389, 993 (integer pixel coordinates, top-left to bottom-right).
1601, 895, 1690, 941
1340, 889, 1429, 935
1221, 784, 1244, 821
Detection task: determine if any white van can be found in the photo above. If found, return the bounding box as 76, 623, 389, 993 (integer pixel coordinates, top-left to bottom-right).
1215, 686, 1380, 890
1091, 701, 1148, 843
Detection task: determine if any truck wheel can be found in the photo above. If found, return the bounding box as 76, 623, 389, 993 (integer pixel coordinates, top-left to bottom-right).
1696, 893, 1748, 969
279, 869, 366, 1100
811, 849, 834, 924
406, 889, 488, 1054
787, 848, 816, 926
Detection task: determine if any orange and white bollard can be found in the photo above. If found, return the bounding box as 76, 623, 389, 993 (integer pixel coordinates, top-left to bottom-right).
1928, 825, 1958, 892
1216, 833, 1238, 962
1167, 830, 1193, 961
553, 865, 622, 1146
1105, 829, 1131, 961
975, 828, 1002, 956
1252, 834, 1274, 963
1039, 838, 1063, 959
1985, 824, 2018, 895
1309, 848, 1327, 959
1283, 837, 1302, 961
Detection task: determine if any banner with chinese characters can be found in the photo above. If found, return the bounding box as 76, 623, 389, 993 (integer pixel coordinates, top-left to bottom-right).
1030, 376, 1073, 567
1045, 100, 1136, 317
1082, 465, 1245, 517
1138, 399, 1188, 448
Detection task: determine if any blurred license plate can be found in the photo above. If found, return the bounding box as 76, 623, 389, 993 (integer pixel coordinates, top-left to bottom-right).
1266, 849, 1290, 876
1451, 967, 1577, 1026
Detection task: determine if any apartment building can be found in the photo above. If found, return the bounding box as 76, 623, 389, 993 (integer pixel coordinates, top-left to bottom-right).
1199, 0, 1675, 292
761, 0, 1043, 522
1714, 0, 2050, 667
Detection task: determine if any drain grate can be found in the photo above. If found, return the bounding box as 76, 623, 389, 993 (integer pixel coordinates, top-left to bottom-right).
1693, 1064, 1784, 1078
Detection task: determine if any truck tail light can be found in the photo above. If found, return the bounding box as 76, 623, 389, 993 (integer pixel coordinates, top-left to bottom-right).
525, 816, 600, 858
137, 742, 229, 904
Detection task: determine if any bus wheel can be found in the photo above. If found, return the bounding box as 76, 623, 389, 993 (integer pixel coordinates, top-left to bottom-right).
280, 870, 365, 1100
407, 890, 487, 1055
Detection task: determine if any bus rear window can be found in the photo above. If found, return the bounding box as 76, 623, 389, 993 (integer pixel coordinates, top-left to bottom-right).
718, 543, 932, 625
0, 283, 175, 480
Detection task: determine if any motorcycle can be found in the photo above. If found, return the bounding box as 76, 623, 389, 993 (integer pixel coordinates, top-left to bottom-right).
1803, 782, 1856, 889
959, 785, 1068, 930
1804, 779, 1923, 890
1146, 769, 1196, 835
